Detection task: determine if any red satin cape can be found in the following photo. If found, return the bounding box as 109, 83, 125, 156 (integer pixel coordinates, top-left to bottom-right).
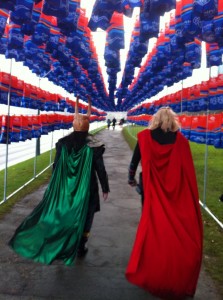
125, 130, 203, 299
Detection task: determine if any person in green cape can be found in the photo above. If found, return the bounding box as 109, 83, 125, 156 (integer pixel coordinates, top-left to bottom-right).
8, 95, 110, 266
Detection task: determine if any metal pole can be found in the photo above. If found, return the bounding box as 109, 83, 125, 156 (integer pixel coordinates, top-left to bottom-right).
203, 66, 212, 207
3, 59, 13, 202
0, 164, 52, 205
36, 69, 55, 174
50, 131, 54, 165
33, 77, 40, 178
34, 71, 53, 177
37, 70, 54, 150
180, 79, 183, 116
203, 114, 209, 207
36, 78, 41, 157
199, 200, 223, 229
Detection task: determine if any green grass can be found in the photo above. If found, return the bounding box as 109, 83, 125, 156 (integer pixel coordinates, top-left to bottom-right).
123, 125, 223, 297
0, 151, 55, 217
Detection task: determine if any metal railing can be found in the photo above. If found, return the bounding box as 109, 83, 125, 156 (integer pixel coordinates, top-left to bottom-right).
0, 122, 102, 205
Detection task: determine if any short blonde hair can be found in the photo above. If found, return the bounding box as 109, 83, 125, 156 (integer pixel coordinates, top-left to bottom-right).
148, 107, 180, 132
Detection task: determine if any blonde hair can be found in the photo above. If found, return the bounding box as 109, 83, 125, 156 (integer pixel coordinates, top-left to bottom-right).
148, 107, 180, 132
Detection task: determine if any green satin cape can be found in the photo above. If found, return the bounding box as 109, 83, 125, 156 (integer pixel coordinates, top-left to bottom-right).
9, 144, 93, 266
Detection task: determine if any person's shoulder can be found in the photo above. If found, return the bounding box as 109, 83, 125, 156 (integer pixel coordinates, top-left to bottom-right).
177, 131, 189, 145
56, 132, 74, 145
87, 134, 104, 148
87, 135, 105, 157
177, 131, 187, 141
138, 128, 150, 138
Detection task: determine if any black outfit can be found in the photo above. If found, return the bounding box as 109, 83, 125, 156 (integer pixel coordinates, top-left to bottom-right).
53, 131, 110, 254
128, 127, 177, 204
107, 119, 111, 129
112, 118, 117, 130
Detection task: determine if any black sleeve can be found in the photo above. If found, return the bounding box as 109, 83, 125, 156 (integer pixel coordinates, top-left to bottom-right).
94, 146, 110, 193
128, 142, 141, 182
53, 141, 62, 171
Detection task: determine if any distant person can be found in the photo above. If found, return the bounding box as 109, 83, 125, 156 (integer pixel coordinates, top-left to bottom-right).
119, 118, 124, 126
112, 117, 117, 130
9, 95, 110, 265
107, 118, 111, 130
126, 107, 203, 299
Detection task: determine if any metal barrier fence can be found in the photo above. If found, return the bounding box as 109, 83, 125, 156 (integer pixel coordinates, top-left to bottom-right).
1, 120, 222, 231
126, 124, 223, 229
0, 122, 102, 205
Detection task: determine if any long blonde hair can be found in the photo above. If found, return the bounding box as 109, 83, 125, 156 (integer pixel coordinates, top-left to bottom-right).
148, 107, 180, 132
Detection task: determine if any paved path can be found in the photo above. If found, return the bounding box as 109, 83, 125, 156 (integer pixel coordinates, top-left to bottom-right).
0, 128, 221, 300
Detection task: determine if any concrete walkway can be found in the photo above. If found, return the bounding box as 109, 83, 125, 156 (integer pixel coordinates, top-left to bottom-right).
0, 128, 221, 300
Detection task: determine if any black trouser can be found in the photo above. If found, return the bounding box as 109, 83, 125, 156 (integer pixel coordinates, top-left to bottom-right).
79, 202, 96, 247
83, 204, 96, 234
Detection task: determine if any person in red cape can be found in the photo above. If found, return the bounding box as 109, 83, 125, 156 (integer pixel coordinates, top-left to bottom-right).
126, 107, 203, 300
